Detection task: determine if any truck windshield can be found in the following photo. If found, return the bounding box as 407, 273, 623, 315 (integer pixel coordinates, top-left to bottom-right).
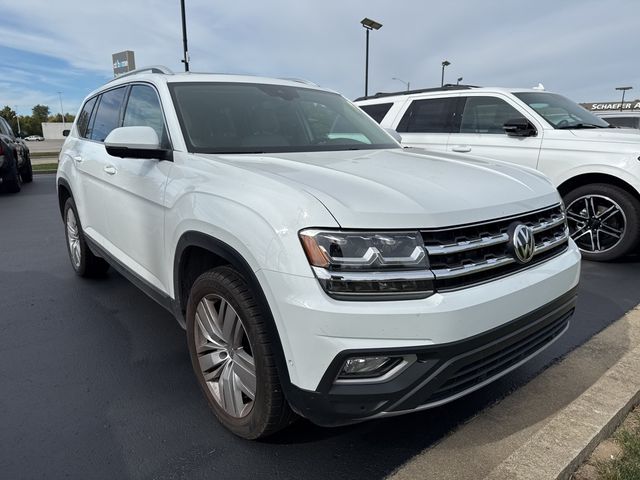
169, 82, 399, 154
514, 92, 611, 129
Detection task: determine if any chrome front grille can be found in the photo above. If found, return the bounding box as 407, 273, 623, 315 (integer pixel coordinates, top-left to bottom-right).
422, 204, 569, 290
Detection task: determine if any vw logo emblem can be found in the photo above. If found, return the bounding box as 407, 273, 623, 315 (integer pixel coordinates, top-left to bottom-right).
509, 223, 536, 264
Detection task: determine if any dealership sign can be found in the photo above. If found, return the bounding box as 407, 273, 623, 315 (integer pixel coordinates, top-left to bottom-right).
112, 50, 136, 76
581, 101, 640, 112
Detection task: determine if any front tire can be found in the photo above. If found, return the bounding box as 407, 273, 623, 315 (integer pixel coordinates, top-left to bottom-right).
564, 183, 640, 261
186, 266, 294, 439
2, 156, 21, 193
63, 198, 110, 277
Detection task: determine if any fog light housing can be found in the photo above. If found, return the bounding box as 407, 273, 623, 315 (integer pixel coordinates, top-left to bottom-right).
338, 356, 402, 379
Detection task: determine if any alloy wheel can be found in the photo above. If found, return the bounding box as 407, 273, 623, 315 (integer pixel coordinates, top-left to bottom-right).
566, 194, 626, 253
66, 209, 82, 268
194, 294, 256, 418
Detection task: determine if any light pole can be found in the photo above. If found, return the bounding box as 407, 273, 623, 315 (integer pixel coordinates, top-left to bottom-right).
14, 106, 21, 136
615, 86, 632, 112
441, 60, 450, 87
456, 76, 463, 85
57, 92, 65, 128
361, 17, 382, 97
180, 0, 190, 72
392, 77, 410, 91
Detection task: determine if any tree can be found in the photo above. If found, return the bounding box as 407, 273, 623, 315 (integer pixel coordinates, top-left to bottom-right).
0, 105, 19, 134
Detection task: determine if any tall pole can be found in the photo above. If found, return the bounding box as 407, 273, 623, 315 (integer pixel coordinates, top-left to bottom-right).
57, 92, 65, 128
14, 106, 21, 135
615, 86, 633, 112
441, 60, 450, 87
180, 0, 190, 72
364, 28, 370, 97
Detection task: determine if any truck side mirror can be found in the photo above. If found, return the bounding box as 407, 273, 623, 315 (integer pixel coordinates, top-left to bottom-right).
503, 118, 537, 137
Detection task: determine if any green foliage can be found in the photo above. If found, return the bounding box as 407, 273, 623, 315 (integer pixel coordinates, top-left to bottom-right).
597, 412, 640, 480
0, 104, 75, 136
0, 105, 19, 134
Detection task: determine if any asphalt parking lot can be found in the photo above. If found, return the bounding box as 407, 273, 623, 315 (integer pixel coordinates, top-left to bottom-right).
1, 175, 639, 480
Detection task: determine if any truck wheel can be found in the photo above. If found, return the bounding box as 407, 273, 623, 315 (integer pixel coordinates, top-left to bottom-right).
2, 157, 21, 193
564, 183, 640, 261
186, 266, 295, 439
63, 198, 110, 277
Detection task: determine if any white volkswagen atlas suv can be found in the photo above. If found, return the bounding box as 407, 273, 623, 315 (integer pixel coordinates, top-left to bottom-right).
57, 67, 581, 439
356, 86, 640, 261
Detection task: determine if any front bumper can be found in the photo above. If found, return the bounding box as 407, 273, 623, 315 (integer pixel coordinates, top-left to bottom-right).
285, 286, 576, 426
257, 241, 581, 425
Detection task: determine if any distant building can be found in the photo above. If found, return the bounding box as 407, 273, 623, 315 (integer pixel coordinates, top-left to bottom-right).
41, 122, 69, 140
580, 100, 640, 112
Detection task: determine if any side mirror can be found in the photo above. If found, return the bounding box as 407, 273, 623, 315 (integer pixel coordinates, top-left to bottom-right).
62, 129, 70, 137
104, 126, 172, 160
384, 128, 403, 143
503, 118, 537, 137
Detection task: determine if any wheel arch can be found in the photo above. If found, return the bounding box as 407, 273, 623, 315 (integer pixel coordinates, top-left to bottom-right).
57, 177, 73, 218
173, 231, 293, 388
557, 173, 640, 202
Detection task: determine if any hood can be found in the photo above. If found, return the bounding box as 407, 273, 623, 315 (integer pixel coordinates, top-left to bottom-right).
202, 148, 560, 229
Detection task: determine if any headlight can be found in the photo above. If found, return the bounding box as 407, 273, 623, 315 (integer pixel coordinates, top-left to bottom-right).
299, 229, 435, 300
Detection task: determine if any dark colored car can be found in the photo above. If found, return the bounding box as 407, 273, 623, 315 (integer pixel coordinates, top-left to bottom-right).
0, 117, 32, 193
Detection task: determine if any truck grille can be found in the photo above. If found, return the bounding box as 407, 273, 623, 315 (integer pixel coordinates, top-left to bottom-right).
422, 204, 569, 291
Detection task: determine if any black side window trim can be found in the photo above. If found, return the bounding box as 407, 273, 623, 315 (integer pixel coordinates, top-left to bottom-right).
396, 97, 459, 133
78, 82, 172, 147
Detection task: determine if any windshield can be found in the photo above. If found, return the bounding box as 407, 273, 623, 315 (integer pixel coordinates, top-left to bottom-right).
514, 92, 611, 129
169, 82, 399, 154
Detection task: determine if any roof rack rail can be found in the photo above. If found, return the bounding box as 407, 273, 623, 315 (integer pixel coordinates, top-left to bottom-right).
279, 77, 319, 87
354, 84, 479, 102
109, 65, 174, 83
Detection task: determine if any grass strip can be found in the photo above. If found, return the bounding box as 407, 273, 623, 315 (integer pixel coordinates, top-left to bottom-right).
597, 411, 640, 480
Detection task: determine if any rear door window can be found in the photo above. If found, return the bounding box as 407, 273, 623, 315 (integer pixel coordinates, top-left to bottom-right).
396, 97, 457, 133
90, 87, 127, 142
459, 96, 526, 134
77, 97, 98, 138
359, 103, 393, 124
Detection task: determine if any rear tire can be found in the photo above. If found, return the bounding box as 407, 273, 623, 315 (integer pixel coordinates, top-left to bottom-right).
20, 158, 33, 183
563, 183, 640, 261
63, 198, 110, 277
186, 266, 295, 439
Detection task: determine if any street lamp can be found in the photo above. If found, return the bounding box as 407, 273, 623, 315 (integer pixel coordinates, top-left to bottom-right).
14, 105, 21, 136
180, 0, 190, 71
57, 92, 65, 128
361, 17, 383, 97
615, 86, 633, 112
392, 77, 410, 91
457, 76, 463, 85
441, 60, 450, 87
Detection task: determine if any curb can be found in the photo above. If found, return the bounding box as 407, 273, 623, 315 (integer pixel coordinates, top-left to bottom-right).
388, 305, 640, 480
485, 306, 640, 480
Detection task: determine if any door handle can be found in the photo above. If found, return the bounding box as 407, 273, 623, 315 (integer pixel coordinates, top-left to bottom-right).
103, 165, 117, 175
451, 145, 472, 153
73, 155, 84, 164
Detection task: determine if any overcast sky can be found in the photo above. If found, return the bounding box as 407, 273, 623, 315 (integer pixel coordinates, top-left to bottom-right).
0, 0, 638, 115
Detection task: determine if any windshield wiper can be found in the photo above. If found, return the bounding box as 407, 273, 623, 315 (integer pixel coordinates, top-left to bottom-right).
556, 123, 606, 129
